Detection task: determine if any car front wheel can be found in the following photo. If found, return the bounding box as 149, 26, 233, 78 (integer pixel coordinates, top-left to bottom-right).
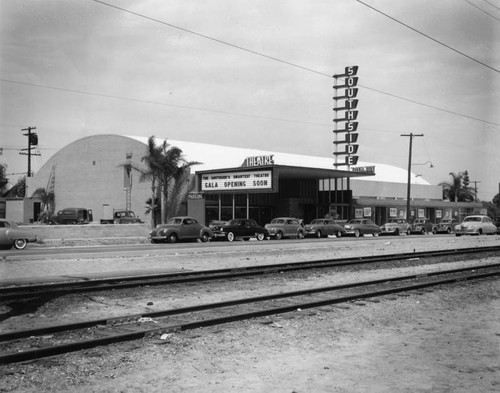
256, 232, 265, 241
13, 239, 28, 250
227, 232, 235, 242
200, 232, 210, 242
354, 229, 361, 237
297, 231, 305, 239
275, 231, 283, 240
336, 231, 342, 238
166, 233, 178, 243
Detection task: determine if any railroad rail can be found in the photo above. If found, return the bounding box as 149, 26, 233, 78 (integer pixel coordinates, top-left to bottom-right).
1, 262, 499, 365
1, 245, 499, 301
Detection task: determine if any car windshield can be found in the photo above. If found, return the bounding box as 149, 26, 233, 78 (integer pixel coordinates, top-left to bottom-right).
464, 217, 481, 222
167, 218, 183, 224
440, 219, 452, 223
228, 219, 241, 226
348, 220, 362, 224
310, 219, 325, 225
270, 219, 285, 224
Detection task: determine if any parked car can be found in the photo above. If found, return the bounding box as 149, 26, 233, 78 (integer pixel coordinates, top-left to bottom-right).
213, 218, 268, 241
149, 216, 213, 243
410, 218, 434, 234
304, 218, 345, 238
454, 215, 497, 236
265, 217, 305, 239
343, 219, 381, 237
0, 219, 38, 250
379, 218, 411, 236
101, 209, 143, 224
432, 218, 458, 234
49, 207, 93, 225
208, 220, 228, 232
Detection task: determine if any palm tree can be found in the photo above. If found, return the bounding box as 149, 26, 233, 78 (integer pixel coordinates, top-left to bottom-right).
31, 187, 55, 222
137, 136, 201, 227
439, 172, 475, 202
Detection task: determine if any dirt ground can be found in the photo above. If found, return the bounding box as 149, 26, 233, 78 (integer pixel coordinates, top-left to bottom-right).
1, 277, 499, 392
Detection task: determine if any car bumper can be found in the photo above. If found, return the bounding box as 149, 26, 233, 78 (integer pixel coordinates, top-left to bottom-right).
455, 229, 479, 235
150, 236, 167, 241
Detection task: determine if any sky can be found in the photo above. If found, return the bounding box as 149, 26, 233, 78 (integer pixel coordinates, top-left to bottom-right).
1, 0, 499, 200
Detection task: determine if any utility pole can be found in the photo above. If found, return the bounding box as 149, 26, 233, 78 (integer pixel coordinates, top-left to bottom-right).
471, 180, 481, 201
401, 133, 424, 221
19, 127, 40, 177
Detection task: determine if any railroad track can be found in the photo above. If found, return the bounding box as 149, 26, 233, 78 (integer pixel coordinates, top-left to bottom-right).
1, 245, 499, 301
1, 262, 499, 365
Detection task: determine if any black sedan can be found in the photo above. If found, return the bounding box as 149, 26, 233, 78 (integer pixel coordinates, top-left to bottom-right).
213, 218, 268, 241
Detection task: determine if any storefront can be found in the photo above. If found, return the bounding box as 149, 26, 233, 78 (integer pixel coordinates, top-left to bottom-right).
189, 155, 374, 226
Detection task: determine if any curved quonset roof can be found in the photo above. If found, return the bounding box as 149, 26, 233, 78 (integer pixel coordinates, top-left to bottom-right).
26, 134, 434, 222
128, 136, 430, 186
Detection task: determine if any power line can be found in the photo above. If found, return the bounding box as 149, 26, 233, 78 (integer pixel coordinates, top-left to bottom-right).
91, 0, 331, 78
3, 77, 500, 128
87, 1, 500, 127
0, 78, 327, 128
465, 0, 500, 21
355, 0, 500, 74
483, 0, 500, 12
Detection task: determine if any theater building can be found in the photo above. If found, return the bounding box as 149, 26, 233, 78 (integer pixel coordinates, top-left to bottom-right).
20, 134, 483, 226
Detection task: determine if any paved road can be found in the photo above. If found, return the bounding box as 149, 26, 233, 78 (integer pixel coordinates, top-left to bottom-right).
0, 234, 498, 285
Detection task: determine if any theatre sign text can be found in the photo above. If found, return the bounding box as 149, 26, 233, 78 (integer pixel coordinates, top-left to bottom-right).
332, 65, 360, 168
201, 170, 272, 191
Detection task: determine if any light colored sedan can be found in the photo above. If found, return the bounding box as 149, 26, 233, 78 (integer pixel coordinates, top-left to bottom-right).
343, 219, 381, 237
454, 215, 497, 236
0, 219, 38, 250
380, 218, 411, 236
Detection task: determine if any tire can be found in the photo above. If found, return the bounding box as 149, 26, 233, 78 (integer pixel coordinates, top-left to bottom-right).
166, 233, 178, 243
315, 230, 322, 238
336, 231, 342, 238
421, 228, 426, 234
227, 232, 235, 242
373, 232, 379, 237
256, 232, 265, 241
432, 228, 437, 235
406, 228, 411, 235
446, 227, 451, 234
275, 231, 283, 240
394, 229, 400, 236
13, 239, 28, 250
297, 231, 305, 239
478, 229, 483, 236
354, 229, 360, 238
200, 232, 210, 242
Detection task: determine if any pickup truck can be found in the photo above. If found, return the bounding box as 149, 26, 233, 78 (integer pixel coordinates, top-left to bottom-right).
100, 209, 143, 224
